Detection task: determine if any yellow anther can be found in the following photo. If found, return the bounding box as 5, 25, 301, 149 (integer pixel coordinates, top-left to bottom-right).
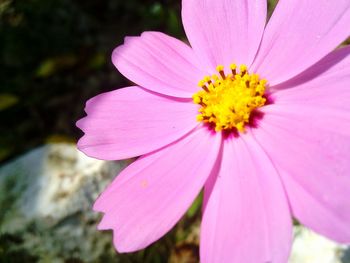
236, 122, 245, 132
260, 79, 267, 85
196, 115, 204, 121
216, 65, 226, 79
192, 94, 201, 104
240, 64, 248, 74
204, 76, 212, 83
230, 64, 237, 70
192, 64, 267, 133
215, 126, 222, 132
198, 80, 205, 87
216, 65, 224, 72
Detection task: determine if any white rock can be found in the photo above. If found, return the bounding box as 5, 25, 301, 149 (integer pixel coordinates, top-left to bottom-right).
0, 143, 129, 262
289, 225, 350, 263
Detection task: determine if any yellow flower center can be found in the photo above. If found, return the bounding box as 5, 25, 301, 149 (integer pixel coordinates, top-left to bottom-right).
192, 64, 267, 132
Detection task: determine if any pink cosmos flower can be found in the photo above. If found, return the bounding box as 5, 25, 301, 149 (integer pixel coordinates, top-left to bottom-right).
77, 0, 350, 262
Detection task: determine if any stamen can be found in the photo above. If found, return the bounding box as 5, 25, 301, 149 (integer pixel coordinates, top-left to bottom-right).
204, 76, 212, 85
198, 80, 209, 92
230, 63, 237, 75
216, 65, 226, 79
240, 64, 248, 76
192, 64, 267, 133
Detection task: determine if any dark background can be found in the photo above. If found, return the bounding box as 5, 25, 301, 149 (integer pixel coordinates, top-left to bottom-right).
0, 0, 187, 163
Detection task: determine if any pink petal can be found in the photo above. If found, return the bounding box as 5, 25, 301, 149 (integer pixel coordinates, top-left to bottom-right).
270, 45, 350, 131
77, 86, 199, 160
253, 102, 350, 242
182, 0, 267, 71
201, 136, 292, 263
112, 32, 205, 98
93, 127, 222, 252
252, 0, 350, 85
273, 45, 350, 92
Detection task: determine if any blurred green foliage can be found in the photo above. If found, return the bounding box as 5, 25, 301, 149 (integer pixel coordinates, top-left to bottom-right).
0, 0, 183, 162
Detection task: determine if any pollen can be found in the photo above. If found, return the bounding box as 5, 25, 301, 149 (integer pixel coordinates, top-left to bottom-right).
192, 64, 267, 132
